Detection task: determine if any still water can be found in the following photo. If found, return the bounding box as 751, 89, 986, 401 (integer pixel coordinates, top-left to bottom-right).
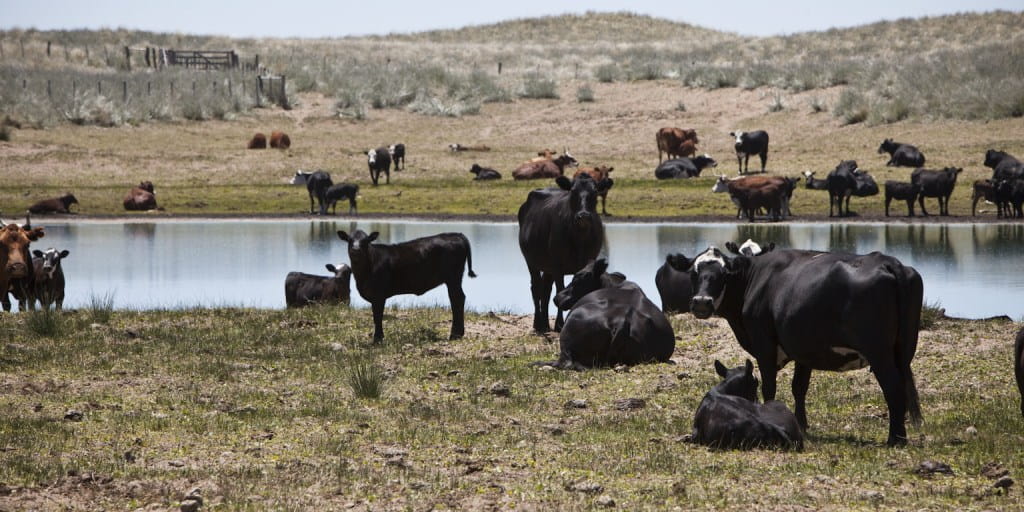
31, 220, 1024, 319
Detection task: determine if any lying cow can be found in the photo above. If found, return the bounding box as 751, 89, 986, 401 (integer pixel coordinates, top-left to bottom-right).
911, 167, 961, 216
656, 127, 699, 163
324, 183, 359, 215
802, 171, 828, 190
388, 143, 406, 171
573, 166, 614, 215
536, 258, 673, 369
655, 155, 718, 179
690, 359, 803, 450
28, 193, 78, 214
1016, 325, 1024, 417
729, 130, 769, 174
884, 181, 921, 217
878, 138, 925, 167
656, 240, 773, 313
123, 181, 157, 211
284, 263, 352, 308
337, 229, 476, 342
366, 147, 392, 186
469, 164, 501, 180
248, 133, 267, 149
30, 248, 69, 311
270, 131, 291, 149
291, 170, 333, 215
512, 151, 578, 180
449, 143, 491, 152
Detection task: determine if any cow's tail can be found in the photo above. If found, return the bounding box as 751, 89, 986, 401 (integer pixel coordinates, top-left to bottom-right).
463, 234, 477, 278
892, 260, 924, 426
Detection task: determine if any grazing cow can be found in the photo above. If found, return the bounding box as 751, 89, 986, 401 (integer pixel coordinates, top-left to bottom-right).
123, 181, 157, 211
248, 133, 267, 149
656, 240, 773, 314
691, 360, 804, 450
512, 152, 578, 180
911, 167, 961, 216
518, 175, 611, 333
324, 183, 359, 215
971, 179, 1005, 217
533, 258, 675, 369
573, 166, 615, 215
884, 181, 921, 217
469, 164, 502, 180
655, 155, 718, 179
984, 149, 1024, 181
997, 179, 1024, 218
269, 131, 291, 149
729, 130, 769, 174
388, 143, 406, 171
291, 170, 333, 215
30, 248, 68, 311
672, 246, 924, 446
28, 193, 78, 214
0, 213, 44, 313
337, 229, 476, 342
366, 147, 392, 186
284, 263, 352, 308
656, 127, 699, 163
826, 160, 860, 217
1016, 326, 1024, 417
449, 143, 491, 152
878, 139, 925, 167
802, 171, 828, 190
712, 175, 792, 222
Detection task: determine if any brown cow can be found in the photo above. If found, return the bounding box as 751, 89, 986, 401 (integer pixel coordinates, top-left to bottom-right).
28, 193, 78, 214
656, 127, 699, 163
270, 131, 291, 149
573, 166, 615, 215
123, 182, 157, 211
0, 212, 45, 312
248, 133, 267, 149
512, 151, 579, 180
712, 175, 794, 222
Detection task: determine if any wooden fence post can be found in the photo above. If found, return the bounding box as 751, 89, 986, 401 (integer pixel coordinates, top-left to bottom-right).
85, 45, 89, 62
192, 81, 196, 95
280, 75, 286, 105
22, 79, 26, 89
123, 81, 127, 102
72, 80, 76, 100
170, 81, 174, 96
124, 46, 131, 71
144, 47, 151, 67
64, 44, 69, 61
104, 45, 109, 66
147, 81, 151, 96
0, 41, 4, 59
228, 77, 232, 97
498, 62, 502, 74
255, 76, 262, 107
98, 81, 101, 95
47, 41, 51, 57
20, 40, 25, 59
47, 80, 51, 99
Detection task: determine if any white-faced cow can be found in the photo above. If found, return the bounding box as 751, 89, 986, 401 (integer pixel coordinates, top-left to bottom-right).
1016, 325, 1024, 417
388, 143, 406, 171
470, 164, 502, 181
729, 130, 769, 174
671, 246, 924, 446
911, 167, 961, 216
655, 155, 718, 179
534, 258, 674, 369
884, 181, 921, 217
518, 174, 611, 333
366, 147, 392, 186
29, 193, 78, 215
324, 183, 359, 215
337, 229, 476, 342
878, 139, 926, 167
802, 171, 828, 190
656, 240, 773, 314
690, 360, 803, 451
291, 170, 333, 215
284, 263, 352, 308
30, 248, 69, 311
0, 213, 44, 313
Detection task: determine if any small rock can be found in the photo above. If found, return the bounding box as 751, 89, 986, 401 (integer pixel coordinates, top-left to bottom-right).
374, 446, 408, 458
124, 450, 136, 463
965, 426, 978, 437
64, 409, 83, 422
544, 424, 566, 436
89, 323, 104, 330
385, 456, 411, 469
329, 343, 344, 351
489, 382, 511, 397
446, 370, 460, 377
613, 398, 646, 411
180, 498, 201, 512
565, 399, 588, 409
442, 385, 461, 393
915, 460, 954, 476
676, 372, 690, 380
4, 343, 30, 352
994, 476, 1014, 490
167, 460, 186, 468
612, 365, 630, 373
862, 490, 884, 503
32, 403, 43, 412
123, 328, 140, 339
230, 362, 253, 371
981, 462, 1009, 480
537, 365, 556, 372
231, 405, 257, 414
566, 480, 603, 494
0, 484, 12, 496
596, 495, 616, 507
185, 487, 202, 501
250, 431, 274, 441
427, 371, 441, 379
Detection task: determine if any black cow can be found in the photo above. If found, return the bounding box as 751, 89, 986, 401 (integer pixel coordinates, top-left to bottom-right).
656, 240, 773, 314
984, 149, 1023, 181
654, 155, 718, 179
366, 147, 392, 186
672, 246, 924, 446
997, 179, 1024, 218
878, 139, 926, 167
802, 171, 828, 190
971, 179, 1005, 217
884, 181, 921, 217
291, 170, 333, 215
388, 143, 406, 171
729, 130, 769, 174
533, 258, 674, 369
337, 229, 476, 342
911, 167, 961, 216
470, 164, 501, 180
28, 193, 78, 215
1016, 325, 1024, 417
284, 264, 352, 308
28, 248, 68, 311
324, 183, 359, 215
518, 175, 612, 333
827, 160, 861, 217
691, 360, 804, 450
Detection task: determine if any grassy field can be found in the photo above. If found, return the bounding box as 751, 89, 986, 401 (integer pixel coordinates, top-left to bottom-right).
0, 304, 1021, 510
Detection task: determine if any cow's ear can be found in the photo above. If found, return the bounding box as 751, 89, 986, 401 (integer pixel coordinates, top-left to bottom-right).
597, 178, 614, 192
337, 230, 351, 242
724, 241, 740, 255
593, 258, 608, 275
729, 131, 736, 137
367, 232, 379, 243
555, 176, 572, 191
714, 360, 728, 378
59, 249, 70, 258
27, 228, 44, 241
33, 249, 43, 258
326, 264, 337, 273
744, 359, 754, 376
666, 253, 693, 272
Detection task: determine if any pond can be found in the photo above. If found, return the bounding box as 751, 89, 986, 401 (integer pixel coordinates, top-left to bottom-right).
27, 220, 1024, 319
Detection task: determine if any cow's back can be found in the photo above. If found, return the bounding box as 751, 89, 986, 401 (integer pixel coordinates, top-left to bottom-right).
518, 189, 603, 276
359, 233, 470, 299
560, 285, 673, 366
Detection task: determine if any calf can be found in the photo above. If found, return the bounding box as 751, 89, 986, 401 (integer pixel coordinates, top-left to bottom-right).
270, 131, 291, 149
971, 179, 1004, 217
449, 143, 491, 152
469, 164, 501, 180
572, 166, 615, 215
729, 130, 769, 174
911, 167, 961, 216
655, 155, 718, 179
690, 360, 804, 450
366, 147, 392, 186
512, 152, 578, 180
248, 133, 267, 149
324, 183, 359, 215
284, 263, 352, 308
30, 248, 69, 311
1016, 325, 1024, 417
28, 193, 78, 214
884, 181, 921, 217
337, 229, 477, 342
388, 143, 406, 171
291, 170, 333, 215
802, 171, 828, 190
538, 258, 674, 369
656, 240, 773, 314
878, 138, 925, 167
997, 179, 1024, 218
656, 127, 699, 162
123, 181, 157, 211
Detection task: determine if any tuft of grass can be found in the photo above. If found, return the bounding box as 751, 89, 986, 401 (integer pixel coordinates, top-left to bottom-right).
808, 96, 827, 113
675, 100, 687, 112
346, 358, 385, 399
519, 74, 559, 99
86, 291, 115, 324
25, 308, 63, 337
0, 124, 10, 142
576, 84, 595, 103
767, 92, 785, 112
920, 299, 945, 330
595, 64, 617, 83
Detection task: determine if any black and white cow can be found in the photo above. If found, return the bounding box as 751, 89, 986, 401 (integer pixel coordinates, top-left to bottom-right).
690, 359, 804, 450
729, 130, 769, 174
802, 171, 828, 190
654, 155, 718, 179
291, 170, 333, 215
284, 263, 352, 308
324, 183, 359, 215
878, 139, 926, 167
30, 247, 68, 311
366, 147, 392, 186
388, 143, 406, 171
671, 246, 924, 446
655, 239, 773, 314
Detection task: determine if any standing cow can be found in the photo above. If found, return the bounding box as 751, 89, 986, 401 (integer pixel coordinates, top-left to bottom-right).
884, 181, 921, 217
518, 175, 611, 333
0, 213, 44, 313
388, 144, 406, 171
878, 139, 925, 167
291, 170, 333, 215
324, 183, 359, 215
30, 248, 69, 311
366, 147, 392, 186
729, 130, 769, 174
911, 167, 961, 216
656, 127, 699, 163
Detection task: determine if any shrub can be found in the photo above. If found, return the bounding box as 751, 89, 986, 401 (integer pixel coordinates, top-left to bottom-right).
920, 299, 944, 330
576, 84, 595, 103
767, 92, 785, 112
519, 74, 559, 99
347, 358, 384, 399
25, 309, 63, 337
86, 291, 115, 324
675, 101, 687, 112
595, 64, 617, 83
834, 89, 869, 125
808, 96, 828, 113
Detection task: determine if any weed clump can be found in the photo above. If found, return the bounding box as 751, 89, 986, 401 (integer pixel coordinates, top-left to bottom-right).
347, 358, 385, 399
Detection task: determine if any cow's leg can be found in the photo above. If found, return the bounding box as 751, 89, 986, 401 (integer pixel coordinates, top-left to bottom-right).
871, 359, 909, 446
906, 198, 915, 217
529, 268, 552, 333
844, 194, 851, 217
759, 362, 779, 402
553, 275, 566, 332
737, 155, 744, 175
371, 300, 386, 343
791, 363, 812, 431
600, 195, 608, 216
308, 192, 316, 214
918, 195, 929, 216
447, 283, 466, 340
884, 196, 891, 217
759, 150, 768, 173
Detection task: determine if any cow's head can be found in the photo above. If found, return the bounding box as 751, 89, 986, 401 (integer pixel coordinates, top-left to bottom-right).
61, 193, 79, 208
693, 154, 718, 173
554, 150, 579, 170
729, 131, 745, 148
835, 160, 859, 174
713, 359, 759, 402
469, 164, 482, 175
138, 181, 155, 193
668, 246, 748, 319
32, 248, 69, 279
554, 258, 609, 310
711, 175, 730, 193
984, 149, 1006, 168
945, 167, 963, 178
877, 138, 895, 154
555, 174, 611, 228
365, 149, 379, 165
0, 213, 45, 280
725, 239, 774, 257
337, 229, 379, 260
326, 262, 352, 283
290, 170, 312, 185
